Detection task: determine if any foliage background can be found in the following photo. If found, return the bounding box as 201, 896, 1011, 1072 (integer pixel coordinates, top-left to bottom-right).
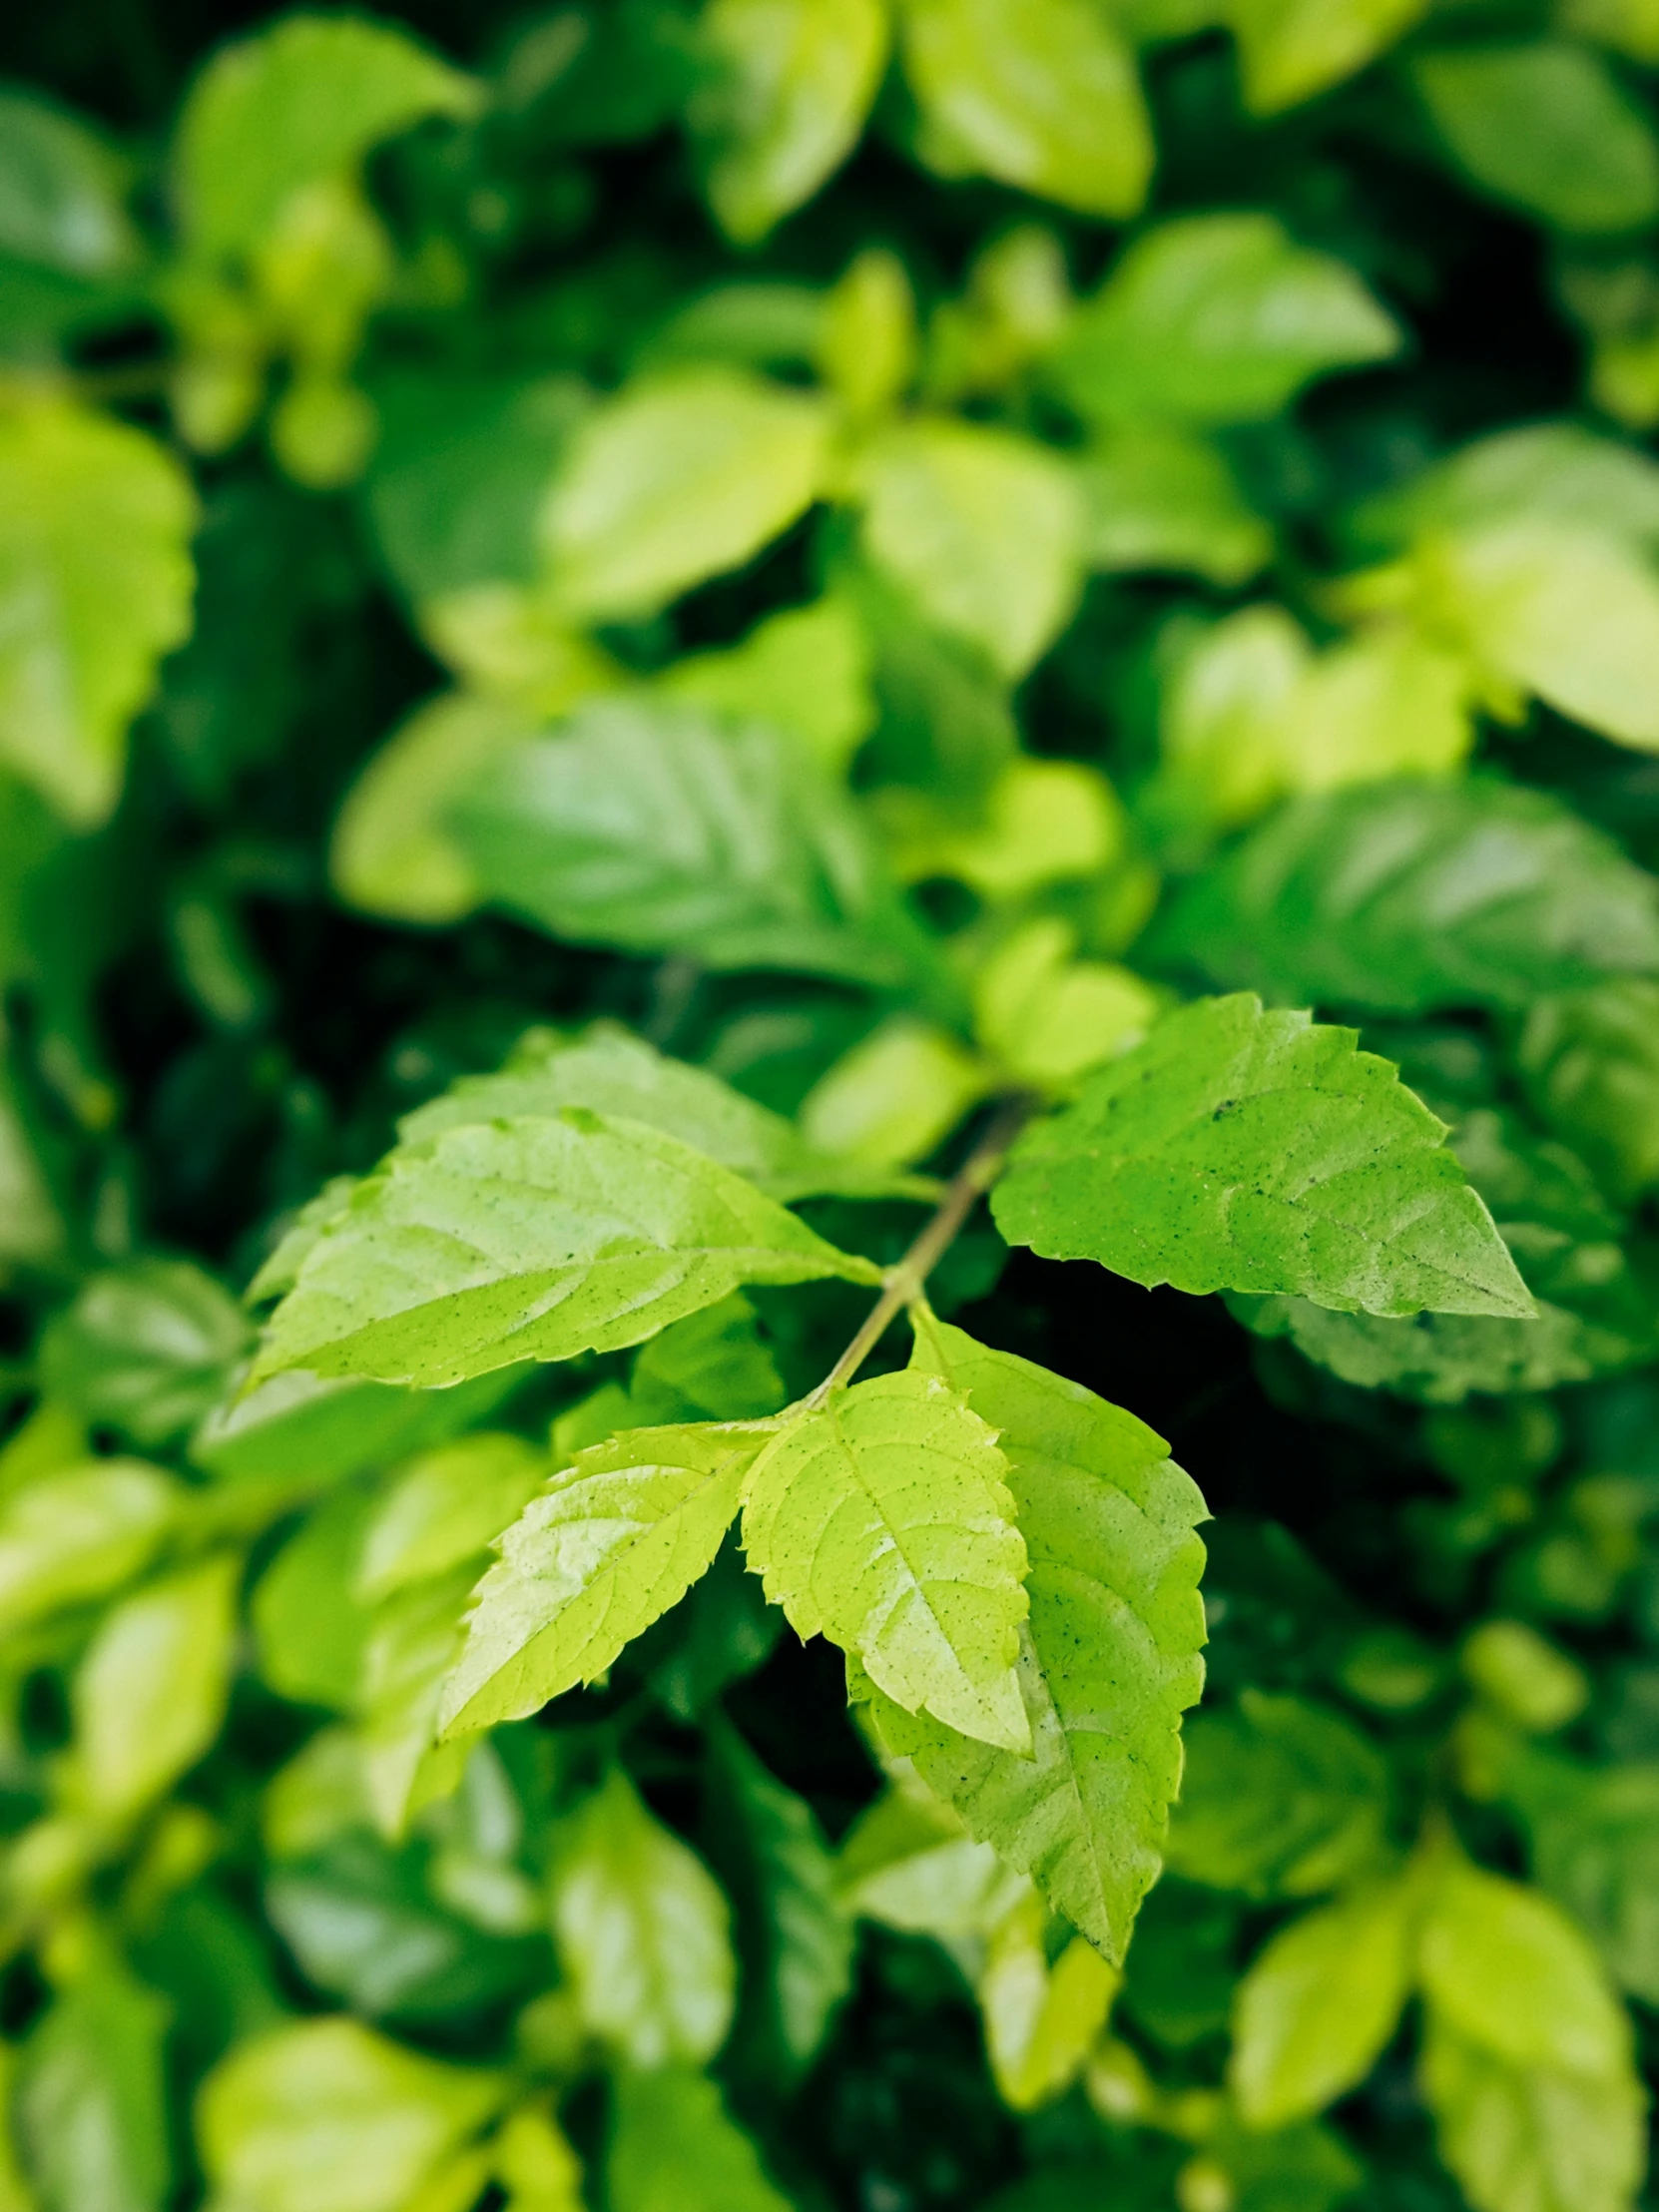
3, 1, 1659, 2209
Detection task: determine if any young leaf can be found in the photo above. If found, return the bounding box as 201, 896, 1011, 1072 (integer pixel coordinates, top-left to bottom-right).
1230, 1877, 1416, 2125
173, 15, 477, 260
1078, 422, 1272, 586
18, 1962, 171, 2212
855, 1315, 1206, 1960
1166, 1690, 1390, 1898
396, 1023, 928, 1204
550, 1768, 737, 2068
537, 367, 829, 620
438, 1422, 769, 1737
197, 2016, 505, 2212
0, 401, 197, 828
742, 1368, 1032, 1753
897, 0, 1153, 220
450, 700, 939, 991
608, 2067, 794, 2212
355, 1432, 547, 1604
853, 418, 1083, 679
994, 994, 1531, 1319
694, 0, 889, 243
1228, 0, 1429, 115
355, 1565, 476, 1839
39, 1258, 252, 1447
978, 1891, 1120, 2110
252, 1107, 879, 1388
0, 1458, 180, 1639
1420, 2011, 1645, 2212
1052, 213, 1400, 427
1155, 779, 1659, 1014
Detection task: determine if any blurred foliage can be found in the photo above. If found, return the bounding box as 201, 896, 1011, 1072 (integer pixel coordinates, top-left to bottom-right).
1, 2, 1659, 2210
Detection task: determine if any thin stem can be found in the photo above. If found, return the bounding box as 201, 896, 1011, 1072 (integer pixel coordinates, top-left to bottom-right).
808, 1092, 1035, 1405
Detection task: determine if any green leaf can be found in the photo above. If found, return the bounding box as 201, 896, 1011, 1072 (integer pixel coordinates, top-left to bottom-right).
629, 1294, 788, 1422
659, 595, 876, 777
196, 2016, 505, 2212
854, 420, 1083, 680
1417, 1858, 1631, 2077
438, 1421, 765, 1736
362, 371, 590, 604
743, 1368, 1031, 1753
854, 1315, 1206, 1960
1226, 0, 1428, 114
836, 1778, 1028, 1937
0, 401, 196, 827
18, 1962, 170, 2212
694, 0, 889, 242
64, 1552, 241, 1822
1229, 1877, 1416, 2125
1519, 980, 1659, 1201
896, 0, 1153, 219
1052, 214, 1400, 427
537, 368, 829, 620
173, 14, 477, 259
1411, 41, 1659, 236
0, 90, 137, 277
978, 1893, 1120, 2109
192, 1367, 522, 1488
1155, 780, 1659, 1015
1165, 1690, 1389, 1897
451, 700, 937, 991
1352, 422, 1659, 555
994, 994, 1530, 1318
1420, 2011, 1645, 2212
0, 1457, 180, 1640
396, 1023, 926, 1205
608, 2067, 794, 2212
252, 1105, 878, 1389
1077, 424, 1272, 587
705, 1719, 854, 2082
355, 1565, 476, 1839
40, 1259, 252, 1448
252, 1484, 377, 1711
355, 1432, 547, 1603
550, 1768, 736, 2067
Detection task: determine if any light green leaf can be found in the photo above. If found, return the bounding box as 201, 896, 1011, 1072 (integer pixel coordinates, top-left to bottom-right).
1519, 980, 1659, 1201
192, 1366, 521, 1487
608, 2067, 794, 2212
196, 2016, 505, 2212
856, 1316, 1206, 1960
799, 1019, 991, 1170
1053, 214, 1400, 427
1418, 1858, 1631, 2077
743, 1369, 1031, 1753
836, 1779, 1028, 1937
1411, 41, 1659, 236
0, 401, 196, 827
1421, 520, 1659, 752
252, 1106, 878, 1389
1420, 2011, 1645, 2212
537, 368, 829, 621
450, 700, 937, 990
1227, 0, 1429, 113
1166, 1690, 1389, 1898
659, 595, 876, 777
355, 1565, 476, 1839
174, 14, 477, 259
550, 1768, 736, 2067
1351, 422, 1659, 555
1157, 604, 1312, 830
396, 1023, 924, 1205
252, 1484, 376, 1711
0, 1457, 180, 1640
978, 1892, 1120, 2110
329, 693, 543, 926
994, 994, 1531, 1318
65, 1552, 241, 1823
1230, 1877, 1416, 2125
355, 1432, 547, 1604
1078, 424, 1272, 587
897, 0, 1153, 219
40, 1259, 252, 1448
0, 91, 137, 277
438, 1421, 765, 1737
694, 0, 889, 242
1509, 1756, 1659, 2006
494, 2100, 585, 2212
629, 1294, 788, 1422
18, 1962, 170, 2212
854, 419, 1083, 679
705, 1718, 855, 2080
1155, 780, 1659, 1015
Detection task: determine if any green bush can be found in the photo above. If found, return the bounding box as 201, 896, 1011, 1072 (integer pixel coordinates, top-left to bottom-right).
1, 2, 1659, 2206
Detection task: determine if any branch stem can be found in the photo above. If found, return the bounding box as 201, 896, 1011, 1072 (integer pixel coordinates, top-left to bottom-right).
809, 1093, 1034, 1405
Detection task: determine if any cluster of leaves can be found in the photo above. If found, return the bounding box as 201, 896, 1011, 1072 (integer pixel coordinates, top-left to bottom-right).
4, 0, 1659, 2208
